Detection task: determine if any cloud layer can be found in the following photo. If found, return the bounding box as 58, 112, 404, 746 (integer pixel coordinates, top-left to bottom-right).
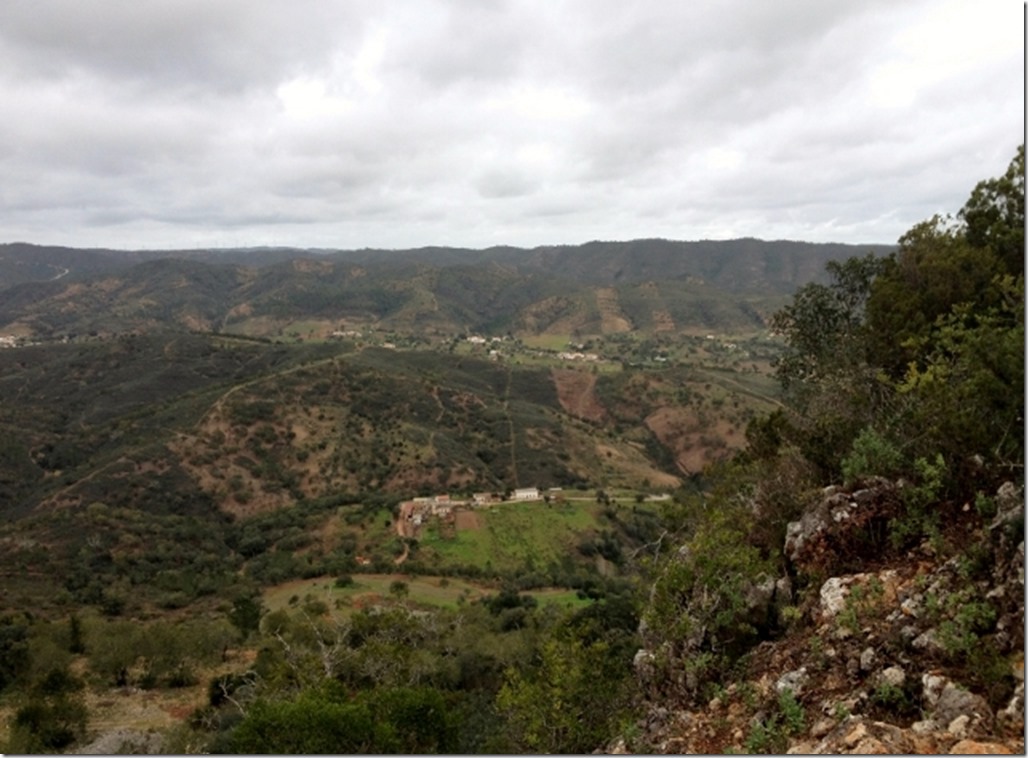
0, 1, 1022, 249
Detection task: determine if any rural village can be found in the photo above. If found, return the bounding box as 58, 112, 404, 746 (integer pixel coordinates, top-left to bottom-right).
395, 486, 554, 541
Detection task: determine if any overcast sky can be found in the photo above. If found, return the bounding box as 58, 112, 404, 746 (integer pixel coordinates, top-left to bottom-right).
0, 1, 1022, 251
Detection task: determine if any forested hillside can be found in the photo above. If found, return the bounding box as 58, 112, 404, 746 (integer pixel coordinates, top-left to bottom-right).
0, 239, 889, 342
0, 238, 894, 294
628, 145, 1024, 753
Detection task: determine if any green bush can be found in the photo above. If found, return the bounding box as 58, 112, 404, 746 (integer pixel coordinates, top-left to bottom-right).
229, 686, 456, 754
841, 427, 904, 485
644, 471, 773, 698
6, 668, 87, 753
230, 693, 377, 753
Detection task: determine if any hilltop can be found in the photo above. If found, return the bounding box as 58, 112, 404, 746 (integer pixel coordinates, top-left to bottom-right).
0, 238, 892, 341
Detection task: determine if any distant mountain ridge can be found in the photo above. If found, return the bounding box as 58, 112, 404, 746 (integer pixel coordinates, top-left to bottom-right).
0, 239, 895, 338
0, 238, 894, 291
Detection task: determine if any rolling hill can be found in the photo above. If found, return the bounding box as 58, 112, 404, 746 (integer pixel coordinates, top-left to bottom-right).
0, 238, 892, 340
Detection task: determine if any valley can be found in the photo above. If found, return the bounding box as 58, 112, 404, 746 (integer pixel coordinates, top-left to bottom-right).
0, 238, 810, 752
0, 205, 1019, 754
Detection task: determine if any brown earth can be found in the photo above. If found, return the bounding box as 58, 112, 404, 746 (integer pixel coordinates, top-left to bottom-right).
645, 407, 742, 475
595, 287, 633, 333
454, 509, 483, 531
551, 368, 607, 422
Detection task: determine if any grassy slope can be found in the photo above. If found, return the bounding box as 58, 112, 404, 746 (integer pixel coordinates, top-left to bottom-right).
263, 573, 590, 614
415, 500, 601, 573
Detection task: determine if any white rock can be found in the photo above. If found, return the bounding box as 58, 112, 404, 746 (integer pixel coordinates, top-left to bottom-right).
911, 719, 940, 735
922, 673, 949, 707
820, 577, 851, 617
776, 667, 809, 697
948, 714, 971, 738
880, 666, 906, 688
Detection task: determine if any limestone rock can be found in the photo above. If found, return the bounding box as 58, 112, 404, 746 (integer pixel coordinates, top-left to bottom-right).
879, 665, 906, 689
859, 646, 876, 672
784, 479, 897, 571
936, 682, 992, 725
811, 716, 924, 754
775, 667, 809, 697
948, 738, 1016, 754
990, 482, 1024, 531
820, 576, 855, 618
998, 681, 1025, 735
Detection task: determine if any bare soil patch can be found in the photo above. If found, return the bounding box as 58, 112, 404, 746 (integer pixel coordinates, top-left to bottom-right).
552, 368, 607, 422
454, 509, 483, 532
595, 287, 633, 333
645, 407, 742, 475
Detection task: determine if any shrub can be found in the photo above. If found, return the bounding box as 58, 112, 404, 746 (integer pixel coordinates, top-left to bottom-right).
841, 427, 904, 485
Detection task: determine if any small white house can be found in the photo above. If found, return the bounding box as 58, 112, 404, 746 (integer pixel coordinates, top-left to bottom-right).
512, 487, 541, 501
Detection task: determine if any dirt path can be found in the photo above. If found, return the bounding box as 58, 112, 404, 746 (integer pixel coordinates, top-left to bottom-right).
194, 355, 340, 430
503, 366, 519, 487
40, 455, 133, 508
393, 502, 414, 565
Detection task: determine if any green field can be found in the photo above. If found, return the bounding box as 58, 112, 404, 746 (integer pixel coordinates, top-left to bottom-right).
263, 573, 591, 614
416, 500, 602, 573
520, 333, 573, 350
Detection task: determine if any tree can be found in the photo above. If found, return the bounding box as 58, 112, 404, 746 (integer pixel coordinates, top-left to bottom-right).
7, 668, 88, 753
768, 254, 890, 479
896, 276, 1024, 488
497, 636, 632, 754
368, 686, 458, 753
769, 145, 1024, 486
0, 615, 30, 693
959, 144, 1025, 276
770, 253, 886, 394
229, 594, 264, 639
68, 614, 86, 655
87, 619, 140, 686
229, 686, 456, 754
229, 691, 377, 754
865, 216, 1002, 378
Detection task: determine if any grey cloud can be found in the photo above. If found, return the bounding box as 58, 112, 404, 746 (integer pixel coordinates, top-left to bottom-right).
0, 1, 364, 94
475, 168, 538, 199
0, 0, 1021, 250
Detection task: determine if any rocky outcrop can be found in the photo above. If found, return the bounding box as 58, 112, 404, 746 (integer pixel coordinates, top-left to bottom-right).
785, 478, 899, 574
621, 481, 1025, 755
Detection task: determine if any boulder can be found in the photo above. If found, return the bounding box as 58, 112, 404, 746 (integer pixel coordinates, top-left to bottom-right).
948, 739, 1016, 754
785, 479, 898, 573
922, 675, 993, 734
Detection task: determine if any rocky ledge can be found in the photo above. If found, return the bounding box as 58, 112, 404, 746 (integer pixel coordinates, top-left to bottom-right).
620, 480, 1025, 754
